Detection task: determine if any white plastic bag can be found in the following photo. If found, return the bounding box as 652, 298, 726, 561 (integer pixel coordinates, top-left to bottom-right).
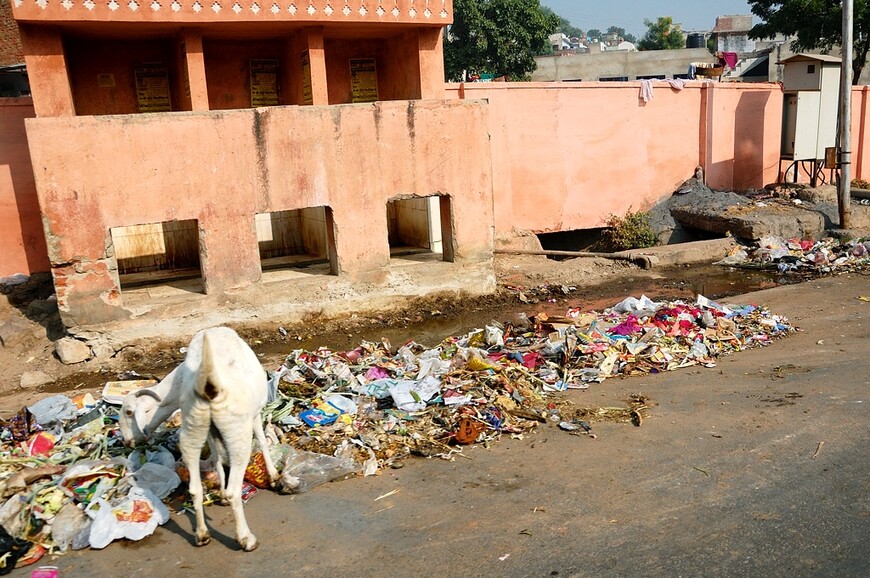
131, 462, 181, 499
87, 487, 169, 549
277, 445, 359, 494
613, 294, 663, 314
128, 446, 176, 470
388, 376, 440, 412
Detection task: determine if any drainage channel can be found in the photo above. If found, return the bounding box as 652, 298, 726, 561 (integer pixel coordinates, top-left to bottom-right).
261, 264, 796, 357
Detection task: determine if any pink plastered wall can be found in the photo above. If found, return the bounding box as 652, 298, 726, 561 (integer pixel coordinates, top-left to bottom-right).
851, 86, 870, 180
446, 81, 783, 235
0, 97, 49, 277
24, 99, 492, 326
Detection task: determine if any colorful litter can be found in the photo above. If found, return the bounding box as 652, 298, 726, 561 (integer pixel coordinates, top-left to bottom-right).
716, 235, 870, 276
0, 292, 796, 569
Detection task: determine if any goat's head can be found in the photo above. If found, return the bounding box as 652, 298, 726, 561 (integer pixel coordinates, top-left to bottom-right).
118, 389, 162, 447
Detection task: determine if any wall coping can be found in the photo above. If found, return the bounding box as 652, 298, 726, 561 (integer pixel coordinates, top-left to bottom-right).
446, 81, 785, 92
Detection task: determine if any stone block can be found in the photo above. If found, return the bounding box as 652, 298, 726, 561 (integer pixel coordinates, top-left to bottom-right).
55, 337, 91, 364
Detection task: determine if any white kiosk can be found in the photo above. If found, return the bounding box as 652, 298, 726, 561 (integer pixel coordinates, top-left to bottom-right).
778, 53, 841, 185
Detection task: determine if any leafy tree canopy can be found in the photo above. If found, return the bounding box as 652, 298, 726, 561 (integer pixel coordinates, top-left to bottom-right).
637, 16, 685, 51
749, 0, 870, 82
445, 0, 560, 81
586, 28, 602, 41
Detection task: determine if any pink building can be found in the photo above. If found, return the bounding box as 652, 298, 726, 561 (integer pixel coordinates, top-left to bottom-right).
8, 0, 499, 338
5, 3, 870, 340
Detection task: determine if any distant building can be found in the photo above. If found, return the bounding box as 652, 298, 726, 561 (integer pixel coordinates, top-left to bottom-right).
549, 33, 572, 53
532, 47, 714, 82
711, 15, 756, 54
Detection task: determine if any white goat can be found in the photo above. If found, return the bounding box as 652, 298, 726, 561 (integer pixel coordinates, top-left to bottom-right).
119, 326, 278, 551
118, 367, 182, 446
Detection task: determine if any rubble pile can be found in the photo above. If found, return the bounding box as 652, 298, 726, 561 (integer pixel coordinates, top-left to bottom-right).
717, 236, 870, 276
0, 294, 795, 570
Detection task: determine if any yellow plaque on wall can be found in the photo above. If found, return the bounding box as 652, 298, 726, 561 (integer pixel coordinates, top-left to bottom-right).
251, 59, 280, 107
350, 58, 378, 103
134, 66, 171, 113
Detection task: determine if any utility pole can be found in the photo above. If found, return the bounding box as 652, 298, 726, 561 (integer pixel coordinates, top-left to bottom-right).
838, 0, 853, 229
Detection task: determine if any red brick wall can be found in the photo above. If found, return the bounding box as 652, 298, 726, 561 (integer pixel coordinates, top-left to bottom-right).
1, 0, 24, 66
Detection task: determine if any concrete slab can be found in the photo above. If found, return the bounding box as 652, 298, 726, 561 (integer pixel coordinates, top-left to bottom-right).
614, 237, 739, 267
671, 202, 826, 241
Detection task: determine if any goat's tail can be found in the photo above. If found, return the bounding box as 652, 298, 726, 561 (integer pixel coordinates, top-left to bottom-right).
195, 331, 223, 402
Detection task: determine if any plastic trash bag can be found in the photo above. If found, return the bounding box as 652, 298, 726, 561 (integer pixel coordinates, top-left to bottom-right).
485, 325, 505, 347
276, 445, 359, 494
131, 462, 181, 499
415, 356, 450, 380
49, 502, 91, 553
87, 487, 169, 549
388, 376, 441, 412
128, 446, 176, 471
0, 524, 31, 575
58, 460, 125, 506
613, 294, 663, 314
27, 395, 77, 426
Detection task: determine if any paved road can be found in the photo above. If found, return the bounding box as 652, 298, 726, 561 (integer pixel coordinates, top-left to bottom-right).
14, 273, 870, 577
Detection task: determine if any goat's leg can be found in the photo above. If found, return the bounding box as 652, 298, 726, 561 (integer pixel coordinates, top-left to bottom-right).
253, 416, 279, 485
207, 436, 230, 505
222, 427, 258, 551
180, 419, 212, 547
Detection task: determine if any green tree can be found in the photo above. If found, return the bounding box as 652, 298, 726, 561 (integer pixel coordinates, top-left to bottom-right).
749, 0, 870, 82
586, 28, 602, 41
637, 16, 685, 51
606, 26, 637, 44
445, 0, 559, 81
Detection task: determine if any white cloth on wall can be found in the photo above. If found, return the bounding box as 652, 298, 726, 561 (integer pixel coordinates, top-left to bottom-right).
639, 79, 654, 103
639, 78, 687, 103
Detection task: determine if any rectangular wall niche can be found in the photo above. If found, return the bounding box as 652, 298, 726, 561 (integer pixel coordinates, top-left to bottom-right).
110, 219, 203, 291
387, 195, 454, 262
256, 207, 337, 276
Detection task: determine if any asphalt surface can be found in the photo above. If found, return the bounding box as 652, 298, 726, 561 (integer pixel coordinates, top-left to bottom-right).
11, 273, 870, 577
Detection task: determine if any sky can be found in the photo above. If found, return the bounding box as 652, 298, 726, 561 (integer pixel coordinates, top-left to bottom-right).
541, 1, 755, 37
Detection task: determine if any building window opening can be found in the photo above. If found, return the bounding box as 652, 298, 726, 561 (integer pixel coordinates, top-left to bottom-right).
110, 219, 204, 295
387, 195, 454, 263
257, 207, 337, 279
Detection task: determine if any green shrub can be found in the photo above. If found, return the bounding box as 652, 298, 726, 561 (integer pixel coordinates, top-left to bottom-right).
604, 209, 659, 251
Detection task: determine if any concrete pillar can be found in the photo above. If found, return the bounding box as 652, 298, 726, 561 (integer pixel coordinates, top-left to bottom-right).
418, 28, 446, 99
181, 31, 210, 111
198, 213, 261, 294
17, 25, 75, 117
304, 28, 329, 105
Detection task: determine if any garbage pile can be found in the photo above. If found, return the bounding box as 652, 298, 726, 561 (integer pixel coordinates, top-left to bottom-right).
0, 293, 795, 570
716, 236, 870, 276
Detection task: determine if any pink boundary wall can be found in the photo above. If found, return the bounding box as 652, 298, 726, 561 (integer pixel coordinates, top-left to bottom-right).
446, 81, 787, 236
0, 97, 49, 276
5, 83, 870, 277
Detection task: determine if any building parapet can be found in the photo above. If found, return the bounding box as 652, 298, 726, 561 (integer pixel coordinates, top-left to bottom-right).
11, 0, 450, 25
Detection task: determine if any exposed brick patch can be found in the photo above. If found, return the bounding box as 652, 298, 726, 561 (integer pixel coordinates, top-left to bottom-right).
0, 0, 24, 66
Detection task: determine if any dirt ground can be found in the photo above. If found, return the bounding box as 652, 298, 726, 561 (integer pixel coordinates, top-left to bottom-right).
4, 265, 868, 577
